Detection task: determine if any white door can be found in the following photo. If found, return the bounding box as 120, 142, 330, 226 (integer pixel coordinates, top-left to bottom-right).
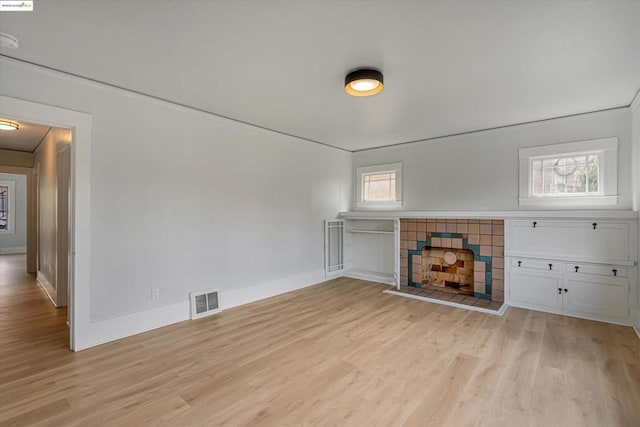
563, 276, 629, 320
509, 270, 563, 309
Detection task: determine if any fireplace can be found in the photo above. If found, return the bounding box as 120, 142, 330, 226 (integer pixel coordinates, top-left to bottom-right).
400, 218, 504, 302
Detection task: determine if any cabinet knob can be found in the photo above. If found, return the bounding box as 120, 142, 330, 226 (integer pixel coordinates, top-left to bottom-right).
549, 263, 553, 270
574, 266, 579, 272
518, 260, 522, 267
592, 222, 597, 230
533, 221, 537, 228
612, 269, 617, 276
564, 288, 568, 293
558, 288, 562, 295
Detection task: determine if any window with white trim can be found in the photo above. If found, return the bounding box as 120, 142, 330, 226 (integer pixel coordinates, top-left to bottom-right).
0, 180, 16, 234
356, 162, 402, 209
519, 138, 618, 207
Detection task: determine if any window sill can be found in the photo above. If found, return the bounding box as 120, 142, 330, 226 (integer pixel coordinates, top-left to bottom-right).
519, 195, 618, 207
356, 201, 403, 210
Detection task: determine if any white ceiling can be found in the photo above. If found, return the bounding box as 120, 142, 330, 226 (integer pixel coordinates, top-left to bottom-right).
0, 0, 638, 151
0, 119, 50, 152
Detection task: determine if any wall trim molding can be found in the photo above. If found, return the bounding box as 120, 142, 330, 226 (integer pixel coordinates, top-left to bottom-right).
75, 269, 328, 351
77, 300, 190, 351
222, 269, 327, 310
36, 271, 57, 307
0, 246, 26, 254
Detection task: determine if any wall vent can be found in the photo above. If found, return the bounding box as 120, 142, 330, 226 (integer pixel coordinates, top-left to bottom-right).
190, 288, 222, 319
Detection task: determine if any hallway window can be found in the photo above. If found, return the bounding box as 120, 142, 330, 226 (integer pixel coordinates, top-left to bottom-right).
0, 180, 15, 233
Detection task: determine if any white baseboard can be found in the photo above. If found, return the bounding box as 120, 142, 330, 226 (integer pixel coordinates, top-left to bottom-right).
344, 269, 395, 286
75, 300, 191, 351
384, 289, 507, 316
507, 300, 632, 327
222, 269, 326, 310
74, 269, 327, 351
0, 246, 26, 255
36, 271, 57, 307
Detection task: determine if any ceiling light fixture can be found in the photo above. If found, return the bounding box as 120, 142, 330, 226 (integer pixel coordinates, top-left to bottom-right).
0, 120, 19, 131
344, 68, 384, 97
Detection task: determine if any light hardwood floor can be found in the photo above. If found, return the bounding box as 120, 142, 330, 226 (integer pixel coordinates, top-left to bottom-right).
1, 253, 639, 426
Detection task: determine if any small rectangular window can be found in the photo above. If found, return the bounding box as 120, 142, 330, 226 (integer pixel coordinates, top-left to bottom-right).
356, 162, 402, 209
519, 138, 617, 207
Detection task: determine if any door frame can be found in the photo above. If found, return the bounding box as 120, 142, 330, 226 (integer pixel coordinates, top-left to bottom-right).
0, 95, 92, 351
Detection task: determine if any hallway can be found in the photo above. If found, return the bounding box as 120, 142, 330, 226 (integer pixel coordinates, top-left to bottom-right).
0, 254, 69, 381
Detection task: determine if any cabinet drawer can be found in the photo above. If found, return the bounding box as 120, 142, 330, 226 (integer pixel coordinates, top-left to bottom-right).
564, 263, 628, 278
510, 258, 563, 272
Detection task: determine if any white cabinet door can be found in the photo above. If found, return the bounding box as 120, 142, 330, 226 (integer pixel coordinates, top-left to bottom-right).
563, 275, 629, 320
508, 220, 630, 263
509, 270, 563, 310
324, 219, 344, 277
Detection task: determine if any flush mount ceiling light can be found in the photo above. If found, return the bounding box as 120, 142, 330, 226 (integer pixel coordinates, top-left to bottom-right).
344, 68, 384, 97
0, 120, 19, 131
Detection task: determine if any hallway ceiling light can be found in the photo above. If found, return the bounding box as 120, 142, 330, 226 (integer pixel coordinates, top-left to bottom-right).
0, 120, 19, 131
344, 68, 384, 97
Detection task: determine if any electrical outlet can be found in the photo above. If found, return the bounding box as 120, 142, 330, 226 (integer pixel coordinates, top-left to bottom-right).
151, 287, 160, 300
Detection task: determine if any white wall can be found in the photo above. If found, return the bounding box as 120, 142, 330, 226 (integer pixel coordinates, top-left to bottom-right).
0, 57, 351, 327
34, 128, 71, 302
0, 172, 27, 254
353, 108, 633, 211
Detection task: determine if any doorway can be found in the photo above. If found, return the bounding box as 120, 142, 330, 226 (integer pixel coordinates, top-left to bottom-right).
0, 95, 92, 351
0, 119, 73, 348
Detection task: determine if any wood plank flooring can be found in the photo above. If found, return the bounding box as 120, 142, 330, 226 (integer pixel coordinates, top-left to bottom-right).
1, 253, 639, 426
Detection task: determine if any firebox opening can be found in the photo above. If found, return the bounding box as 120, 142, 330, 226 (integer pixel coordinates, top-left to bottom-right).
421, 247, 474, 296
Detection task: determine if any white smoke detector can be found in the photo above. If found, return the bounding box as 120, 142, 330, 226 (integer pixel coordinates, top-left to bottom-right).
0, 33, 19, 49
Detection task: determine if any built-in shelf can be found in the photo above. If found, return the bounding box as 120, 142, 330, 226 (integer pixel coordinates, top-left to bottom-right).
338, 210, 639, 220
347, 229, 394, 235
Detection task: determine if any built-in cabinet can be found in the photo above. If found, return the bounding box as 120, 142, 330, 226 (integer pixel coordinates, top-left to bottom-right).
326, 213, 637, 327
325, 218, 398, 286
506, 219, 637, 325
